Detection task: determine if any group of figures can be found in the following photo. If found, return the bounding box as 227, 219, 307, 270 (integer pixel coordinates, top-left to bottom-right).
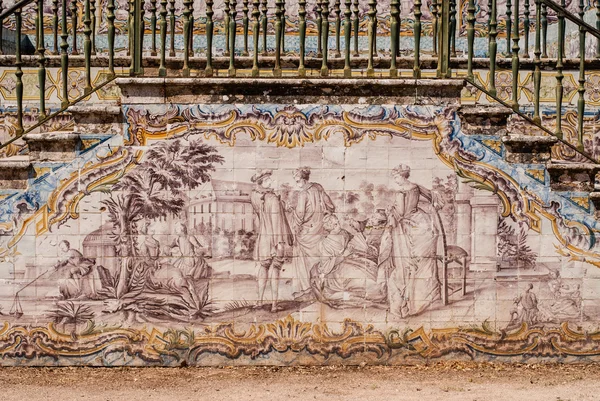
250, 164, 446, 317
47, 159, 448, 321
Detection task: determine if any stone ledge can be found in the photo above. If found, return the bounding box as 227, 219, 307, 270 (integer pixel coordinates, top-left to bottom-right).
0, 156, 31, 189
116, 77, 465, 106
502, 135, 559, 164
68, 104, 122, 115
0, 54, 593, 71
457, 105, 513, 136
546, 163, 600, 192
23, 131, 81, 162
67, 104, 123, 136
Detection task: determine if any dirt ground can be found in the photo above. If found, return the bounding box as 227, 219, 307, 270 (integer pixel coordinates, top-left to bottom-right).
1, 363, 600, 401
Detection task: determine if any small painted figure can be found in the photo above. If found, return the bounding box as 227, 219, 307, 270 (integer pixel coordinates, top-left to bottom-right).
53, 240, 101, 300
169, 222, 212, 310
251, 169, 294, 312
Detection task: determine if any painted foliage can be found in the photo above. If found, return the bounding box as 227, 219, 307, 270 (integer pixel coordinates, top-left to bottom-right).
0, 103, 599, 365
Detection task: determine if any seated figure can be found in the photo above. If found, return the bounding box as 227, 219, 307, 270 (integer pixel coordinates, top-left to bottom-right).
310, 214, 387, 308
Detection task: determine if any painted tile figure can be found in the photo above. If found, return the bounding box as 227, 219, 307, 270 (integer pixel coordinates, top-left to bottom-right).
379, 164, 443, 317
289, 167, 336, 300
53, 240, 101, 300
309, 214, 387, 308
251, 169, 294, 312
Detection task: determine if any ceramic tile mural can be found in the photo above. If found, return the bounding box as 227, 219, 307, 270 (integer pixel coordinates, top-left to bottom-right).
0, 93, 600, 365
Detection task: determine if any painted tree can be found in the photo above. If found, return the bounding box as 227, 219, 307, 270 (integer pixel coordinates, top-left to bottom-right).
102, 138, 224, 298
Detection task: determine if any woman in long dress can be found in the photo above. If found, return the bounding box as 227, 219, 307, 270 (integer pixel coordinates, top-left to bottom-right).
378, 164, 443, 317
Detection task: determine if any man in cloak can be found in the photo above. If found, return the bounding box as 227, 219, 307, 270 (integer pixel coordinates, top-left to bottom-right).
251, 169, 294, 312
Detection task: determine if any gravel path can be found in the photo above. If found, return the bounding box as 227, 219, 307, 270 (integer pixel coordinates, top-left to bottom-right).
1, 363, 599, 400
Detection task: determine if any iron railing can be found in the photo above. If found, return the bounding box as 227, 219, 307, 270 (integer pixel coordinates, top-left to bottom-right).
0, 0, 600, 162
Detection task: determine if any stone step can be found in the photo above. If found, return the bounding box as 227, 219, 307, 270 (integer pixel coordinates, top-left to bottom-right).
23, 131, 81, 162
546, 162, 600, 192
501, 134, 558, 164
67, 104, 123, 137
0, 156, 31, 189
457, 105, 513, 136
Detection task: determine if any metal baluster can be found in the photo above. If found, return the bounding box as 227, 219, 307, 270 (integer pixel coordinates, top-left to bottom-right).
432, 0, 438, 56
556, 4, 565, 139
533, 0, 541, 122
343, 0, 351, 76
390, 0, 399, 77
299, 0, 307, 76
396, 0, 400, 56
372, 0, 378, 60
15, 9, 23, 134
61, 0, 69, 106
243, 0, 249, 55
34, 0, 40, 54
52, 0, 59, 54
281, 0, 286, 53
541, 3, 547, 58
0, 1, 3, 56
317, 0, 323, 57
274, 0, 283, 76
489, 0, 497, 95
169, 0, 175, 57
511, 0, 519, 111
107, 0, 115, 75
467, 0, 475, 80
352, 0, 358, 56
150, 0, 157, 55
183, 0, 191, 76
577, 0, 585, 150
71, 0, 79, 55
596, 0, 600, 59
140, 0, 145, 62
334, 0, 341, 57
450, 0, 456, 57
224, 0, 230, 56
523, 0, 530, 58
84, 0, 92, 93
413, 0, 422, 78
437, 0, 450, 77
158, 0, 167, 75
366, 0, 375, 76
321, 0, 330, 75
205, 0, 214, 76
229, 0, 237, 76
189, 0, 194, 56
260, 0, 267, 54
134, 0, 143, 74
560, 0, 565, 55
90, 0, 96, 54
506, 0, 511, 54
128, 0, 134, 56
488, 0, 492, 38
37, 0, 47, 119
252, 0, 260, 76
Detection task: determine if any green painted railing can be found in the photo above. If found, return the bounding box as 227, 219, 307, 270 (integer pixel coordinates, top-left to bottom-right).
1, 0, 600, 162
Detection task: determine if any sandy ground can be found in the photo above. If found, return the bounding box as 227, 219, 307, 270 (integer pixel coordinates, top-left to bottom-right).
2, 363, 600, 401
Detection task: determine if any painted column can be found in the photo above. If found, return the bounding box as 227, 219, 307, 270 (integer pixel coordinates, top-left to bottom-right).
469, 191, 500, 271
455, 181, 473, 260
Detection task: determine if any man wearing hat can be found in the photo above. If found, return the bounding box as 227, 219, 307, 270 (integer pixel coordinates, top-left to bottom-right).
250, 169, 294, 312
